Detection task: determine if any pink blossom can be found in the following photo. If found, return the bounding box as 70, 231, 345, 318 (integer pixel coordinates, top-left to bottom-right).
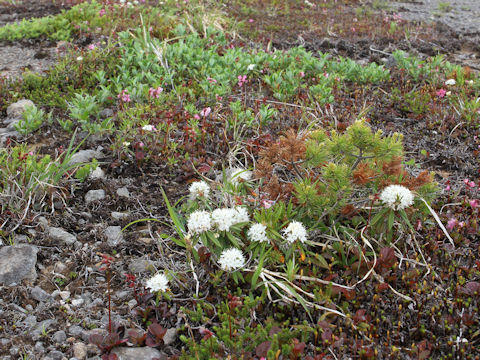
99, 8, 106, 16
117, 90, 131, 103
469, 199, 479, 209
207, 77, 217, 84
193, 114, 201, 120
436, 89, 447, 98
248, 18, 254, 23
200, 107, 211, 117
215, 94, 223, 101
138, 142, 144, 148
237, 75, 247, 87
445, 184, 450, 191
299, 71, 305, 78
88, 44, 96, 50
148, 86, 163, 98
261, 200, 275, 209
447, 218, 457, 231
464, 179, 476, 188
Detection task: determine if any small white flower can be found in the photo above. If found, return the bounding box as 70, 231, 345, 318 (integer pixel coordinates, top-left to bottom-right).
283, 221, 307, 243
445, 79, 456, 86
187, 210, 212, 234
380, 184, 414, 211
123, 141, 130, 147
76, 56, 83, 61
248, 223, 268, 243
218, 248, 245, 271
189, 181, 210, 200
247, 64, 255, 71
446, 91, 451, 96
145, 272, 169, 293
142, 124, 155, 131
233, 206, 249, 223
228, 167, 252, 184
212, 208, 236, 231
467, 80, 474, 86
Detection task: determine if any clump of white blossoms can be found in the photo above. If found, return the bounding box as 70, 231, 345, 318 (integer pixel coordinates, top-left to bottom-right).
211, 207, 249, 231
145, 272, 169, 293
283, 221, 307, 243
233, 206, 250, 223
189, 181, 210, 200
228, 167, 252, 184
218, 248, 246, 271
211, 208, 236, 231
142, 124, 155, 131
187, 210, 212, 234
248, 223, 269, 243
380, 184, 414, 211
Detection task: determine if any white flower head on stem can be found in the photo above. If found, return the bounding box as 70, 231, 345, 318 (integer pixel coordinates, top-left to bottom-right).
189, 181, 210, 200
247, 64, 255, 71
380, 184, 414, 211
142, 124, 155, 131
211, 208, 236, 231
145, 272, 169, 293
233, 206, 250, 224
283, 221, 307, 243
445, 79, 456, 86
218, 248, 245, 271
248, 223, 268, 243
187, 210, 212, 234
228, 167, 252, 185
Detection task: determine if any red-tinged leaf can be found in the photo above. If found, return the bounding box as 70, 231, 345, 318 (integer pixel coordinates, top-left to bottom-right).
321, 328, 332, 343
418, 350, 431, 360
460, 281, 480, 296
197, 165, 211, 173
318, 320, 330, 330
269, 326, 282, 336
376, 247, 397, 271
292, 339, 306, 354
255, 341, 271, 357
376, 282, 389, 292
198, 246, 211, 263
340, 288, 356, 300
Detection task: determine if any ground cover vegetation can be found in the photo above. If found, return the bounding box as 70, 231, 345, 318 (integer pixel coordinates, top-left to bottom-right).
0, 0, 479, 359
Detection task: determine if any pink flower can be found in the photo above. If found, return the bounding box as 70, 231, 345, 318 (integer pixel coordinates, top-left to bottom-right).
299, 71, 305, 78
117, 90, 131, 103
248, 18, 254, 23
99, 8, 106, 16
469, 199, 479, 209
237, 75, 247, 87
215, 94, 223, 101
88, 44, 96, 50
464, 179, 476, 188
445, 184, 451, 191
261, 199, 275, 209
148, 86, 163, 98
200, 107, 211, 117
436, 89, 447, 98
207, 77, 217, 84
447, 218, 457, 231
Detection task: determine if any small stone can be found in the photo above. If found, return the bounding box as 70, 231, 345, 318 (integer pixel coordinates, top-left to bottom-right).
0, 244, 38, 285
6, 99, 35, 118
71, 298, 84, 307
32, 319, 57, 337
116, 187, 130, 198
111, 347, 166, 360
99, 108, 114, 119
111, 212, 129, 220
162, 328, 177, 346
85, 189, 105, 204
31, 286, 51, 302
69, 149, 103, 165
104, 226, 124, 247
72, 342, 88, 359
68, 325, 84, 337
21, 315, 37, 328
89, 167, 105, 180
34, 341, 45, 353
128, 257, 156, 273
52, 330, 67, 343
48, 227, 77, 246
46, 350, 65, 360
59, 291, 71, 300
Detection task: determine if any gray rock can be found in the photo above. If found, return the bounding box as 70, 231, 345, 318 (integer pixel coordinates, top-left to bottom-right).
68, 325, 84, 337
85, 189, 105, 204
89, 167, 105, 180
31, 286, 52, 302
6, 99, 35, 118
72, 342, 88, 359
104, 226, 124, 247
21, 315, 37, 328
116, 187, 130, 198
45, 350, 65, 360
71, 298, 84, 307
128, 257, 156, 273
69, 149, 102, 165
0, 244, 38, 285
48, 227, 77, 245
111, 347, 167, 360
0, 128, 20, 147
52, 330, 66, 343
34, 341, 46, 353
111, 212, 129, 220
163, 327, 177, 346
99, 108, 114, 119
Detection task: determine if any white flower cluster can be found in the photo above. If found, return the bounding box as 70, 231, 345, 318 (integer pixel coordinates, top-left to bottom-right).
228, 167, 252, 184
145, 272, 169, 293
212, 207, 250, 231
283, 221, 307, 243
187, 210, 212, 234
380, 184, 414, 211
248, 223, 269, 243
218, 248, 246, 271
189, 181, 210, 200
